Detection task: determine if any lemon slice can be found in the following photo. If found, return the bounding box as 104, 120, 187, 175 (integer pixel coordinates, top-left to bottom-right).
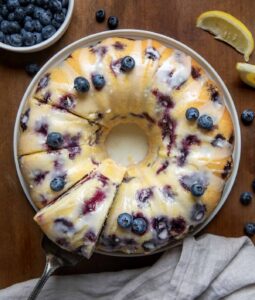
236, 62, 255, 87
197, 10, 254, 61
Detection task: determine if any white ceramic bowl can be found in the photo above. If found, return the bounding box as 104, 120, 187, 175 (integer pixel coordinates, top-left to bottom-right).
0, 0, 74, 53
13, 29, 241, 256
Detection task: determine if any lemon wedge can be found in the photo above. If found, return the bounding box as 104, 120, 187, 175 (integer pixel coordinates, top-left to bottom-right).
197, 10, 254, 61
236, 62, 255, 87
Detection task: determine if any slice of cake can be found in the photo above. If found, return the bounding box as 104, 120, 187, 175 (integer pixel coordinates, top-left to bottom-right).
19, 98, 101, 156
20, 145, 107, 208
32, 38, 168, 125
34, 159, 126, 258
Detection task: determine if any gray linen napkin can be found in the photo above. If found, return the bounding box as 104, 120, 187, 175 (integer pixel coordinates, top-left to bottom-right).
1, 234, 255, 300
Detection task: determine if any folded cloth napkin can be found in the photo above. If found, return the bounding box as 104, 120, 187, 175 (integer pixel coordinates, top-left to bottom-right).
1, 234, 255, 300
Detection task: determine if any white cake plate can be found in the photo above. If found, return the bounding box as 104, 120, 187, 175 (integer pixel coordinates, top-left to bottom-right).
13, 29, 241, 257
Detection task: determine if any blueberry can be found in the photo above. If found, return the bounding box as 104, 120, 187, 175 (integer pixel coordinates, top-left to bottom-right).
153, 217, 169, 240
8, 21, 21, 33
191, 183, 205, 197
0, 16, 3, 23
121, 56, 135, 72
33, 20, 42, 32
132, 217, 147, 235
25, 63, 40, 76
0, 5, 9, 18
107, 16, 118, 30
240, 192, 252, 206
61, 0, 69, 8
46, 132, 64, 149
6, 0, 20, 12
117, 213, 133, 229
20, 28, 27, 35
51, 18, 61, 29
1, 21, 10, 34
185, 107, 199, 121
24, 20, 34, 32
0, 31, 4, 43
33, 7, 45, 19
74, 76, 90, 93
7, 12, 15, 21
241, 109, 254, 125
39, 10, 52, 26
22, 30, 35, 46
42, 24, 56, 39
50, 176, 65, 191
9, 33, 22, 46
95, 9, 105, 23
33, 32, 42, 43
62, 7, 67, 15
54, 218, 74, 233
191, 203, 206, 222
53, 11, 65, 23
197, 114, 214, 130
136, 188, 153, 204
25, 4, 35, 15
92, 74, 105, 90
49, 0, 62, 12
244, 223, 255, 236
24, 15, 33, 22
4, 34, 11, 45
14, 7, 26, 22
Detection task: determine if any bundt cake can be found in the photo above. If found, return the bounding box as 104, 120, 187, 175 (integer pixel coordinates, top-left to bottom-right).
18, 37, 234, 256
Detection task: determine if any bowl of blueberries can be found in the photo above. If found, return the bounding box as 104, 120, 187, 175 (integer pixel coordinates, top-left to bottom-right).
0, 0, 74, 52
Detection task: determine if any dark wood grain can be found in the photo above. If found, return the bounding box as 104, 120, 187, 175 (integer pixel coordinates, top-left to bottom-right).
1, 0, 255, 288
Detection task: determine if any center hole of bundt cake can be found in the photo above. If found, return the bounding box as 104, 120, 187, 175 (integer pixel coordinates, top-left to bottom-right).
105, 123, 149, 167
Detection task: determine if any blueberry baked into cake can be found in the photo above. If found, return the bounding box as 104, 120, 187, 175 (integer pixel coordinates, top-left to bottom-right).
18, 37, 234, 257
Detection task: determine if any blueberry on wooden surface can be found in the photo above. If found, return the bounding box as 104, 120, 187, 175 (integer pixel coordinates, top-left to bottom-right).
107, 16, 118, 30
95, 9, 105, 23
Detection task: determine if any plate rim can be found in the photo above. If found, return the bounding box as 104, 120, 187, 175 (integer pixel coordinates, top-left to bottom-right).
13, 29, 241, 257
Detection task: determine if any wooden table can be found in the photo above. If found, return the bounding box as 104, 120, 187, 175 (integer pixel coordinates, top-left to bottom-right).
1, 0, 255, 289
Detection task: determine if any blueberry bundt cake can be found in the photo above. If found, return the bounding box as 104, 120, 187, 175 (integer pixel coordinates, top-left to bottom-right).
18, 37, 234, 256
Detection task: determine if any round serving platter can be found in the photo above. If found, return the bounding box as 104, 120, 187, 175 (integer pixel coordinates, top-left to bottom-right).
13, 29, 241, 257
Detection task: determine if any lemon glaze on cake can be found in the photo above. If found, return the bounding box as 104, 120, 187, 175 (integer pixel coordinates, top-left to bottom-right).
18, 37, 234, 256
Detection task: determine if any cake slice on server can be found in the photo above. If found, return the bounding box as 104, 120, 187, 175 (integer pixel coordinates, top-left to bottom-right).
20, 145, 107, 209
34, 159, 126, 259
18, 98, 101, 156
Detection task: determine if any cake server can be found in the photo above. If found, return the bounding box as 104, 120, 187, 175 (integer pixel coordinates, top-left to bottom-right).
28, 235, 83, 300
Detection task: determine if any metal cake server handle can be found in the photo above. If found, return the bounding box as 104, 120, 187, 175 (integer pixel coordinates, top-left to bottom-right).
28, 254, 63, 300
27, 236, 83, 300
